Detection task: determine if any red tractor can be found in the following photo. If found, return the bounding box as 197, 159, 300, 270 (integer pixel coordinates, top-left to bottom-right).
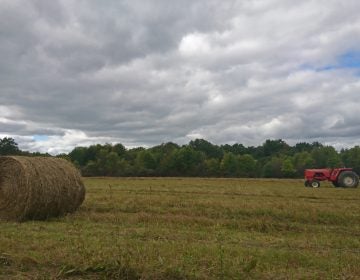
304, 168, 359, 188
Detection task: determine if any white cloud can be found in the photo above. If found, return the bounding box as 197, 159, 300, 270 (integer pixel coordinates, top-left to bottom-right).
22, 129, 116, 155
1, 0, 360, 153
179, 33, 211, 56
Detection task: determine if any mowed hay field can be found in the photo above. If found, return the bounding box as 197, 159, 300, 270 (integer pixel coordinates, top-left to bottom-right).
1, 178, 360, 279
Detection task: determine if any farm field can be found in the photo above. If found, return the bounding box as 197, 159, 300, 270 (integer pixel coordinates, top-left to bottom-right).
1, 178, 360, 279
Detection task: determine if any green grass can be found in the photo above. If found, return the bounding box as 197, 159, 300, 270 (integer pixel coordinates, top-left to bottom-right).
1, 178, 360, 279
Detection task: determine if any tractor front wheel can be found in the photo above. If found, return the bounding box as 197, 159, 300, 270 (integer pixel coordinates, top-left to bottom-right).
338, 171, 359, 188
310, 180, 320, 188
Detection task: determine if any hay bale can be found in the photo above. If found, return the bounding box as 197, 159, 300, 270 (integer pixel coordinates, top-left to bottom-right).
0, 156, 85, 221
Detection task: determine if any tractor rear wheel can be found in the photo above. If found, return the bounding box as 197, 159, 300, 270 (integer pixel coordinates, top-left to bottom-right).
310, 180, 320, 188
338, 171, 359, 188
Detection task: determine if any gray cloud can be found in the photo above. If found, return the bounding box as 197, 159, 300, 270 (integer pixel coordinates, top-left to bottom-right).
1, 0, 360, 154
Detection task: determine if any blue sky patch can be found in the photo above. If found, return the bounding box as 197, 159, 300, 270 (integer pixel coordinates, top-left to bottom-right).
300, 51, 360, 73
33, 135, 49, 142
338, 51, 360, 69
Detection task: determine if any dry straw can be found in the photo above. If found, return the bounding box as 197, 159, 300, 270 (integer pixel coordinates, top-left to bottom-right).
0, 156, 85, 221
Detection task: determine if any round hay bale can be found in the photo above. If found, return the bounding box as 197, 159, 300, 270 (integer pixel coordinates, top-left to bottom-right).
0, 156, 85, 221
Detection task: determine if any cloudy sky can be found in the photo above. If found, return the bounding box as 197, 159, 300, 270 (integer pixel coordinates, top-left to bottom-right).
1, 0, 360, 154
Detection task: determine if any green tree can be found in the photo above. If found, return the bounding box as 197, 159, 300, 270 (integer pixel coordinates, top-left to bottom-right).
341, 146, 360, 174
293, 151, 315, 176
0, 137, 20, 155
126, 147, 146, 163
293, 142, 322, 153
113, 143, 126, 157
237, 154, 256, 177
69, 147, 88, 166
221, 143, 247, 156
220, 152, 238, 177
150, 142, 180, 175
189, 139, 223, 159
62, 139, 360, 178
82, 160, 98, 176
95, 149, 114, 175
104, 151, 123, 176
312, 146, 342, 168
168, 146, 205, 176
150, 142, 180, 155
135, 150, 156, 176
204, 158, 221, 177
281, 158, 296, 178
262, 139, 290, 157
262, 157, 283, 178
84, 149, 131, 177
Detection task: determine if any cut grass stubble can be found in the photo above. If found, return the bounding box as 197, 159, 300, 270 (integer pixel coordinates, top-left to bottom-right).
1, 178, 359, 279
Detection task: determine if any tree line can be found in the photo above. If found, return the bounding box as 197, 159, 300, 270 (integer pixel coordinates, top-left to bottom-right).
2, 137, 359, 178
